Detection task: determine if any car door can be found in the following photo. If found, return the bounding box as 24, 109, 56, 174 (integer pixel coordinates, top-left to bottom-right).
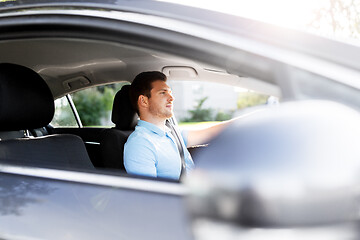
0, 166, 192, 240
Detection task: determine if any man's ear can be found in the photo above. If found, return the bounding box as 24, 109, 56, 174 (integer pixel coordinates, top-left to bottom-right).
138, 95, 149, 108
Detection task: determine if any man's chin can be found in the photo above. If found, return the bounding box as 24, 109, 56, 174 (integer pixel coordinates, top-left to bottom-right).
164, 111, 173, 119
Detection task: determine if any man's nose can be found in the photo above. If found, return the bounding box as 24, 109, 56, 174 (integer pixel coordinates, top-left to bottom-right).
168, 92, 174, 101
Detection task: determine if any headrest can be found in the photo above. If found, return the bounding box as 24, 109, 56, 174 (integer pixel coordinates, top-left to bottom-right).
0, 63, 54, 131
111, 85, 138, 130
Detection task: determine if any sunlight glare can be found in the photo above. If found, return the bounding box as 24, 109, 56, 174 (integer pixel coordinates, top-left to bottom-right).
158, 0, 328, 30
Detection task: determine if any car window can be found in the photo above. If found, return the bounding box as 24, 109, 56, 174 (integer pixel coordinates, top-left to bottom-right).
51, 96, 78, 127
168, 80, 276, 129
51, 82, 130, 128
71, 82, 130, 127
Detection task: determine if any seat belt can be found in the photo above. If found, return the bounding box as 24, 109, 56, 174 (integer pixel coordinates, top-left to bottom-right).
165, 119, 186, 176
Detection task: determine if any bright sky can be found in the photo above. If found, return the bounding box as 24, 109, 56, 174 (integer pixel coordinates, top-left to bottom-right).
158, 0, 328, 30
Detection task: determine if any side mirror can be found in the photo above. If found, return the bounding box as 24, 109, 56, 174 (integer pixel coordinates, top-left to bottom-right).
186, 101, 360, 237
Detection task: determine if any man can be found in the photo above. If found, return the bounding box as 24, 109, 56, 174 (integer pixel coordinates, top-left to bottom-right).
124, 71, 230, 180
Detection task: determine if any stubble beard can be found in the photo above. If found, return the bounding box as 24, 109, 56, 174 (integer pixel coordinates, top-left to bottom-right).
149, 105, 173, 119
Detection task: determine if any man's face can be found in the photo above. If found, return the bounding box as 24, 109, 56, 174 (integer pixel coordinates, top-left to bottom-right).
147, 80, 174, 119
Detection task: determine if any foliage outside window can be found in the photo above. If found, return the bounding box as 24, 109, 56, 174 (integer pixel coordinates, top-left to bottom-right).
51, 97, 78, 127
181, 91, 270, 123
72, 82, 129, 127
51, 82, 129, 127
237, 91, 269, 109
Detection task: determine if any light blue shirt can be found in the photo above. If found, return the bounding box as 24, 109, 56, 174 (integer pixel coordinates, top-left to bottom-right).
124, 120, 194, 180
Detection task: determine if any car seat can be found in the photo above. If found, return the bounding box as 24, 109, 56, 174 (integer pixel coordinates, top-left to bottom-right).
99, 85, 138, 171
0, 63, 94, 170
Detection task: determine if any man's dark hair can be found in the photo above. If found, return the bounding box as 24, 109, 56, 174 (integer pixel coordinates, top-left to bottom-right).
130, 71, 167, 114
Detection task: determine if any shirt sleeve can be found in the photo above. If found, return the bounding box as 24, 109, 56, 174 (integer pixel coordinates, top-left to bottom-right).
124, 138, 157, 178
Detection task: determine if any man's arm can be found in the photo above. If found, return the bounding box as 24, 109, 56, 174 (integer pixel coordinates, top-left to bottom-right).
124, 141, 157, 178
186, 110, 264, 147
186, 120, 231, 147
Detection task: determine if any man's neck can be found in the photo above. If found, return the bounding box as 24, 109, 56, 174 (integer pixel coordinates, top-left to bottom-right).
140, 115, 166, 131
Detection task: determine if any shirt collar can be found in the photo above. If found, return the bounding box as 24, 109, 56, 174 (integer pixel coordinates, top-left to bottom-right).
138, 120, 170, 137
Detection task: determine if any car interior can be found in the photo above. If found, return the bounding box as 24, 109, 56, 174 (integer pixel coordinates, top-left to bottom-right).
0, 63, 94, 170
0, 38, 280, 176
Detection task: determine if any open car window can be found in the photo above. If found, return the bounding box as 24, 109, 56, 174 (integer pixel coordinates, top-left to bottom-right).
168, 79, 276, 130
51, 82, 130, 128
51, 96, 78, 127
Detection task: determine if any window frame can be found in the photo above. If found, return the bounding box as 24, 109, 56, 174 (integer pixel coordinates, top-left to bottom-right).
66, 94, 83, 128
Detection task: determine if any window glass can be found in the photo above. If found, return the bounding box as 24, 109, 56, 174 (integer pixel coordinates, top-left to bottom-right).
51, 96, 78, 127
168, 80, 276, 129
71, 82, 130, 127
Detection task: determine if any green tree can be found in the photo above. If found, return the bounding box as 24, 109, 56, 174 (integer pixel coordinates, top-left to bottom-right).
215, 110, 233, 121
183, 97, 214, 122
51, 98, 77, 127
72, 88, 107, 126
72, 83, 130, 126
52, 106, 77, 126
102, 87, 115, 111
237, 92, 268, 109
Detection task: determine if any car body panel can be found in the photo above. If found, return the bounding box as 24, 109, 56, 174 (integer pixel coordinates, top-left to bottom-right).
0, 166, 192, 240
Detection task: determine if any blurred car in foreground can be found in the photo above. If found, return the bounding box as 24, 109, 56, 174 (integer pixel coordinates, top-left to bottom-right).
0, 0, 360, 239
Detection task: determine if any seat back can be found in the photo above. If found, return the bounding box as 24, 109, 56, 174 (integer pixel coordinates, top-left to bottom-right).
100, 85, 138, 170
0, 63, 94, 170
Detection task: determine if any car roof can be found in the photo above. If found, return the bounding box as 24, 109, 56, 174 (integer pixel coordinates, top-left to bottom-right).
1, 0, 360, 107
0, 1, 282, 98
3, 0, 360, 65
